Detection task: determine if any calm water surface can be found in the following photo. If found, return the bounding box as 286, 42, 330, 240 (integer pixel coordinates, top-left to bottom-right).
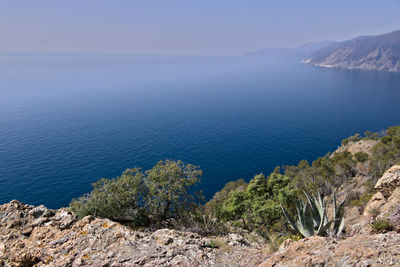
0, 53, 400, 208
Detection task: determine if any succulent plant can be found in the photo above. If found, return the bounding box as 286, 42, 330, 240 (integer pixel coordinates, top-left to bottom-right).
281, 190, 345, 237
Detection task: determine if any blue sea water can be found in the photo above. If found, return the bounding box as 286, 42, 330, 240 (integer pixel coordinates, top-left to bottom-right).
0, 52, 400, 208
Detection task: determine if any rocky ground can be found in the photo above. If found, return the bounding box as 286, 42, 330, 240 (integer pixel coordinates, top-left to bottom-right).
260, 232, 400, 267
0, 201, 265, 266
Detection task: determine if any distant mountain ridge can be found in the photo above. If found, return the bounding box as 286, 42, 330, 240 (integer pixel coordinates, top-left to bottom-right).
304, 30, 400, 72
246, 40, 334, 59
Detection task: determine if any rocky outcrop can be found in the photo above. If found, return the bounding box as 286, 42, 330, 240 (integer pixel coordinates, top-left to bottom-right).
259, 232, 400, 266
333, 139, 378, 157
363, 165, 400, 227
0, 200, 264, 266
375, 165, 400, 197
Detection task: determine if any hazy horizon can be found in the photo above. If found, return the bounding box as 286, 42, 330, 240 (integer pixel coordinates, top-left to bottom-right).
1, 0, 399, 55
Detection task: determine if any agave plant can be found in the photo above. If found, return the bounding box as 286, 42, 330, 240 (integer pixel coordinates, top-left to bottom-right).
281, 190, 345, 237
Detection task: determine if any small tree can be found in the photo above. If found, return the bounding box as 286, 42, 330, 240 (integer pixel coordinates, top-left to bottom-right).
145, 160, 202, 222
70, 160, 202, 226
70, 168, 147, 225
217, 173, 299, 234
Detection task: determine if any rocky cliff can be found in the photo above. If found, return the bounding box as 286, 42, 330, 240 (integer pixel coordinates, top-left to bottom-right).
304, 30, 400, 72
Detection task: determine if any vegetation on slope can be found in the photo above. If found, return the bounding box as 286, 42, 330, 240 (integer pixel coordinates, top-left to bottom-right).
70, 126, 400, 241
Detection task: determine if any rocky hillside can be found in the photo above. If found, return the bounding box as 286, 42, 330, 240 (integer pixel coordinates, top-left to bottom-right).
304, 30, 400, 72
2, 164, 399, 266
260, 164, 400, 266
0, 201, 264, 266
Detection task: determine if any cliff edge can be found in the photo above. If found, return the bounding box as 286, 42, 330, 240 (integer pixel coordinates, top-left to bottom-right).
0, 201, 264, 266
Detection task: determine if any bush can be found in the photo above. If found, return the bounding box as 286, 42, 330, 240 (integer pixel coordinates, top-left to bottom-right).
207, 173, 299, 236
70, 160, 202, 226
370, 126, 400, 180
371, 218, 393, 233
69, 168, 148, 226
205, 179, 247, 219
341, 133, 361, 145
354, 152, 369, 163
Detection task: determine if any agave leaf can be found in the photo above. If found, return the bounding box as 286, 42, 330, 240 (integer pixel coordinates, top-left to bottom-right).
333, 191, 337, 219
318, 191, 329, 226
317, 219, 334, 236
316, 191, 325, 214
295, 202, 302, 220
304, 191, 320, 227
281, 204, 300, 233
333, 217, 345, 235
332, 198, 346, 235
282, 188, 346, 238
299, 202, 314, 237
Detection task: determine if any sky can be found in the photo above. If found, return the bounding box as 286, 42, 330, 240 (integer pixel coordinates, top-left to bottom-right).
0, 0, 399, 54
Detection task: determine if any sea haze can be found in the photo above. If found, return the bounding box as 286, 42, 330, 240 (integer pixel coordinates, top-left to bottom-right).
0, 52, 400, 208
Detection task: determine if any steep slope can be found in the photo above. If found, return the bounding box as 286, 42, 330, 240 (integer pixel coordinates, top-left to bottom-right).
304, 30, 400, 72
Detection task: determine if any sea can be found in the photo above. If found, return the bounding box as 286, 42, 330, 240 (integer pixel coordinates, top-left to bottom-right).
1, 52, 400, 208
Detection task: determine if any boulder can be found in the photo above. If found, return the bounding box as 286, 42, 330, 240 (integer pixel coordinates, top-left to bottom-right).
375, 165, 400, 197
362, 165, 400, 221
363, 191, 386, 217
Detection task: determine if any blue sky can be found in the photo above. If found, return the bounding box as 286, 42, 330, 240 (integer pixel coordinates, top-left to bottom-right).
1, 0, 399, 54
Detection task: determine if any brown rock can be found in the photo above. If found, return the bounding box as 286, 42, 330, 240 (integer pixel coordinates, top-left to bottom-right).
378, 188, 400, 218
259, 233, 400, 267
333, 139, 378, 156
375, 165, 400, 197
363, 191, 386, 217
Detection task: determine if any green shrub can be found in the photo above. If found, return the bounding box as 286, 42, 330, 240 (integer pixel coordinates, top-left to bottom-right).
207, 173, 299, 236
205, 179, 247, 219
370, 126, 400, 180
364, 131, 379, 140
69, 168, 148, 225
70, 160, 202, 226
354, 152, 369, 163
382, 136, 392, 144
350, 199, 362, 207
371, 218, 393, 232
